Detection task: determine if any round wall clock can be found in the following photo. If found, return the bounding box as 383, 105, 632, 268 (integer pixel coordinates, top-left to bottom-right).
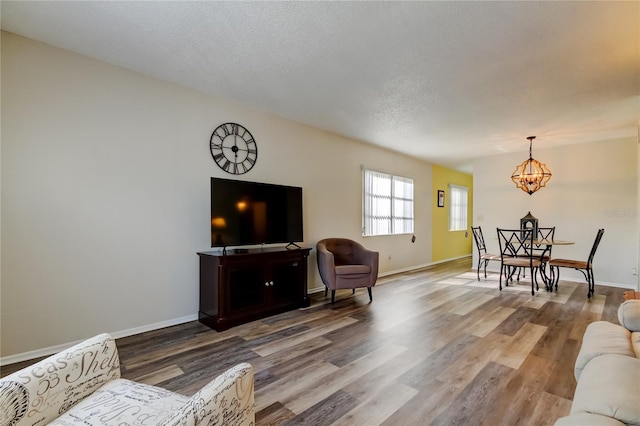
209, 122, 258, 175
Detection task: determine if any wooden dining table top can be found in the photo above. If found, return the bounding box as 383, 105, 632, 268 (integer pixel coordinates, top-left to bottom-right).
533, 239, 575, 246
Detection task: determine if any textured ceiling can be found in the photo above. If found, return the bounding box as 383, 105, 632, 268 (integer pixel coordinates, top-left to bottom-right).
1, 1, 638, 171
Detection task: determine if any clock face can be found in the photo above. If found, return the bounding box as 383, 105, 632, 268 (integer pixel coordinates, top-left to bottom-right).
209, 123, 258, 175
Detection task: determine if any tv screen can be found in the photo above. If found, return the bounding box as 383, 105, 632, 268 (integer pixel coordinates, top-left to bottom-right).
210, 177, 303, 248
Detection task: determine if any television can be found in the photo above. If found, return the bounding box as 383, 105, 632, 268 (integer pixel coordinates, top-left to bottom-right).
210, 177, 303, 249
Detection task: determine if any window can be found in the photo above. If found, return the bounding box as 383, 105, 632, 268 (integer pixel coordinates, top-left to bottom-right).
449, 184, 468, 231
363, 169, 414, 236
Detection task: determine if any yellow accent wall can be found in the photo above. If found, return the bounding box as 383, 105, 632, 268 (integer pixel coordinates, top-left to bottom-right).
432, 165, 473, 261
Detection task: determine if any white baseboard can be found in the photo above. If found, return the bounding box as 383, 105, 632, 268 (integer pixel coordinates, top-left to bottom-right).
378, 255, 471, 278
0, 314, 198, 367
308, 255, 473, 294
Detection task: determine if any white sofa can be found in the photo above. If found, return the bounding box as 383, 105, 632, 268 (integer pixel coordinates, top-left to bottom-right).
0, 333, 254, 426
555, 300, 640, 425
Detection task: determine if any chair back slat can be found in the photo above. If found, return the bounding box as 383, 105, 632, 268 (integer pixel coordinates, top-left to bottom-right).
531, 226, 556, 257
471, 226, 487, 254
587, 228, 605, 265
537, 227, 556, 241
497, 228, 535, 259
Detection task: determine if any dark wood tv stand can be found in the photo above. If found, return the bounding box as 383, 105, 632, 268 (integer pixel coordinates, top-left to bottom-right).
197, 246, 311, 331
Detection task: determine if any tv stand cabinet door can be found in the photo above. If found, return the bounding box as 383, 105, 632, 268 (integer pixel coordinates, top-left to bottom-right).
269, 256, 308, 308
226, 261, 267, 313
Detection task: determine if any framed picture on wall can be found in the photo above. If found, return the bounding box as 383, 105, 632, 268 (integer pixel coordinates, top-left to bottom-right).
438, 190, 445, 208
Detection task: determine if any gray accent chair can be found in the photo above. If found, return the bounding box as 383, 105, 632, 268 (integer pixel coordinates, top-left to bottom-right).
316, 238, 379, 304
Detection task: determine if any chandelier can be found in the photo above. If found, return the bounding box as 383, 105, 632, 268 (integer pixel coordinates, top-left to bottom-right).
511, 136, 552, 195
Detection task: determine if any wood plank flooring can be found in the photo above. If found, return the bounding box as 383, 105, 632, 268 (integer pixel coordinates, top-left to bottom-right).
2, 258, 628, 425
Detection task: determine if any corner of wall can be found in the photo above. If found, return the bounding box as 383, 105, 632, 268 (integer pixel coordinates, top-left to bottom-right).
431, 165, 473, 262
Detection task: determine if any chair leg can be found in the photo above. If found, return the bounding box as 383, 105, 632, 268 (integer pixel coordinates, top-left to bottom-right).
539, 263, 550, 291
367, 287, 372, 302
352, 289, 355, 295
477, 259, 481, 281
505, 266, 516, 285
331, 290, 336, 304
530, 266, 536, 296
325, 287, 328, 297
552, 266, 560, 291
507, 266, 516, 285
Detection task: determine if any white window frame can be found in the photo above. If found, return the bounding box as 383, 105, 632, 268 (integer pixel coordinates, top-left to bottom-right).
448, 184, 468, 231
362, 169, 414, 237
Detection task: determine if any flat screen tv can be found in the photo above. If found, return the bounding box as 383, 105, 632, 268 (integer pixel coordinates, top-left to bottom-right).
210, 177, 303, 249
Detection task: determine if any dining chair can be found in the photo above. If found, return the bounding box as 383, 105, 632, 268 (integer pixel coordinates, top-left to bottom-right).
533, 227, 556, 260
523, 226, 555, 283
471, 226, 501, 281
497, 228, 542, 296
548, 229, 605, 299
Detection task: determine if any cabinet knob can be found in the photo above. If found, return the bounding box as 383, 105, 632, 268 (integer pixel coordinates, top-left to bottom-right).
265, 282, 269, 287
270, 281, 274, 286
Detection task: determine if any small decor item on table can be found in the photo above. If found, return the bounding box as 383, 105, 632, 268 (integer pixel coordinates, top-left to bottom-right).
210, 122, 258, 175
520, 211, 538, 240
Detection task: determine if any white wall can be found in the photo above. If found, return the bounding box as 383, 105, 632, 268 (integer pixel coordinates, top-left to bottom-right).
473, 137, 637, 288
1, 33, 434, 359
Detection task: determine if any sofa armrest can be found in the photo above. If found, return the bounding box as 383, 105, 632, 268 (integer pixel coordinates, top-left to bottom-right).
367, 250, 380, 287
573, 321, 633, 380
316, 243, 336, 289
0, 333, 120, 426
618, 300, 640, 331
358, 248, 379, 286
555, 412, 626, 426
352, 245, 376, 267
349, 244, 378, 286
159, 363, 254, 426
568, 354, 640, 426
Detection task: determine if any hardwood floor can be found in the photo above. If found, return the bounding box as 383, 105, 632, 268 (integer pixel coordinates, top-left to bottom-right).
2, 258, 627, 425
